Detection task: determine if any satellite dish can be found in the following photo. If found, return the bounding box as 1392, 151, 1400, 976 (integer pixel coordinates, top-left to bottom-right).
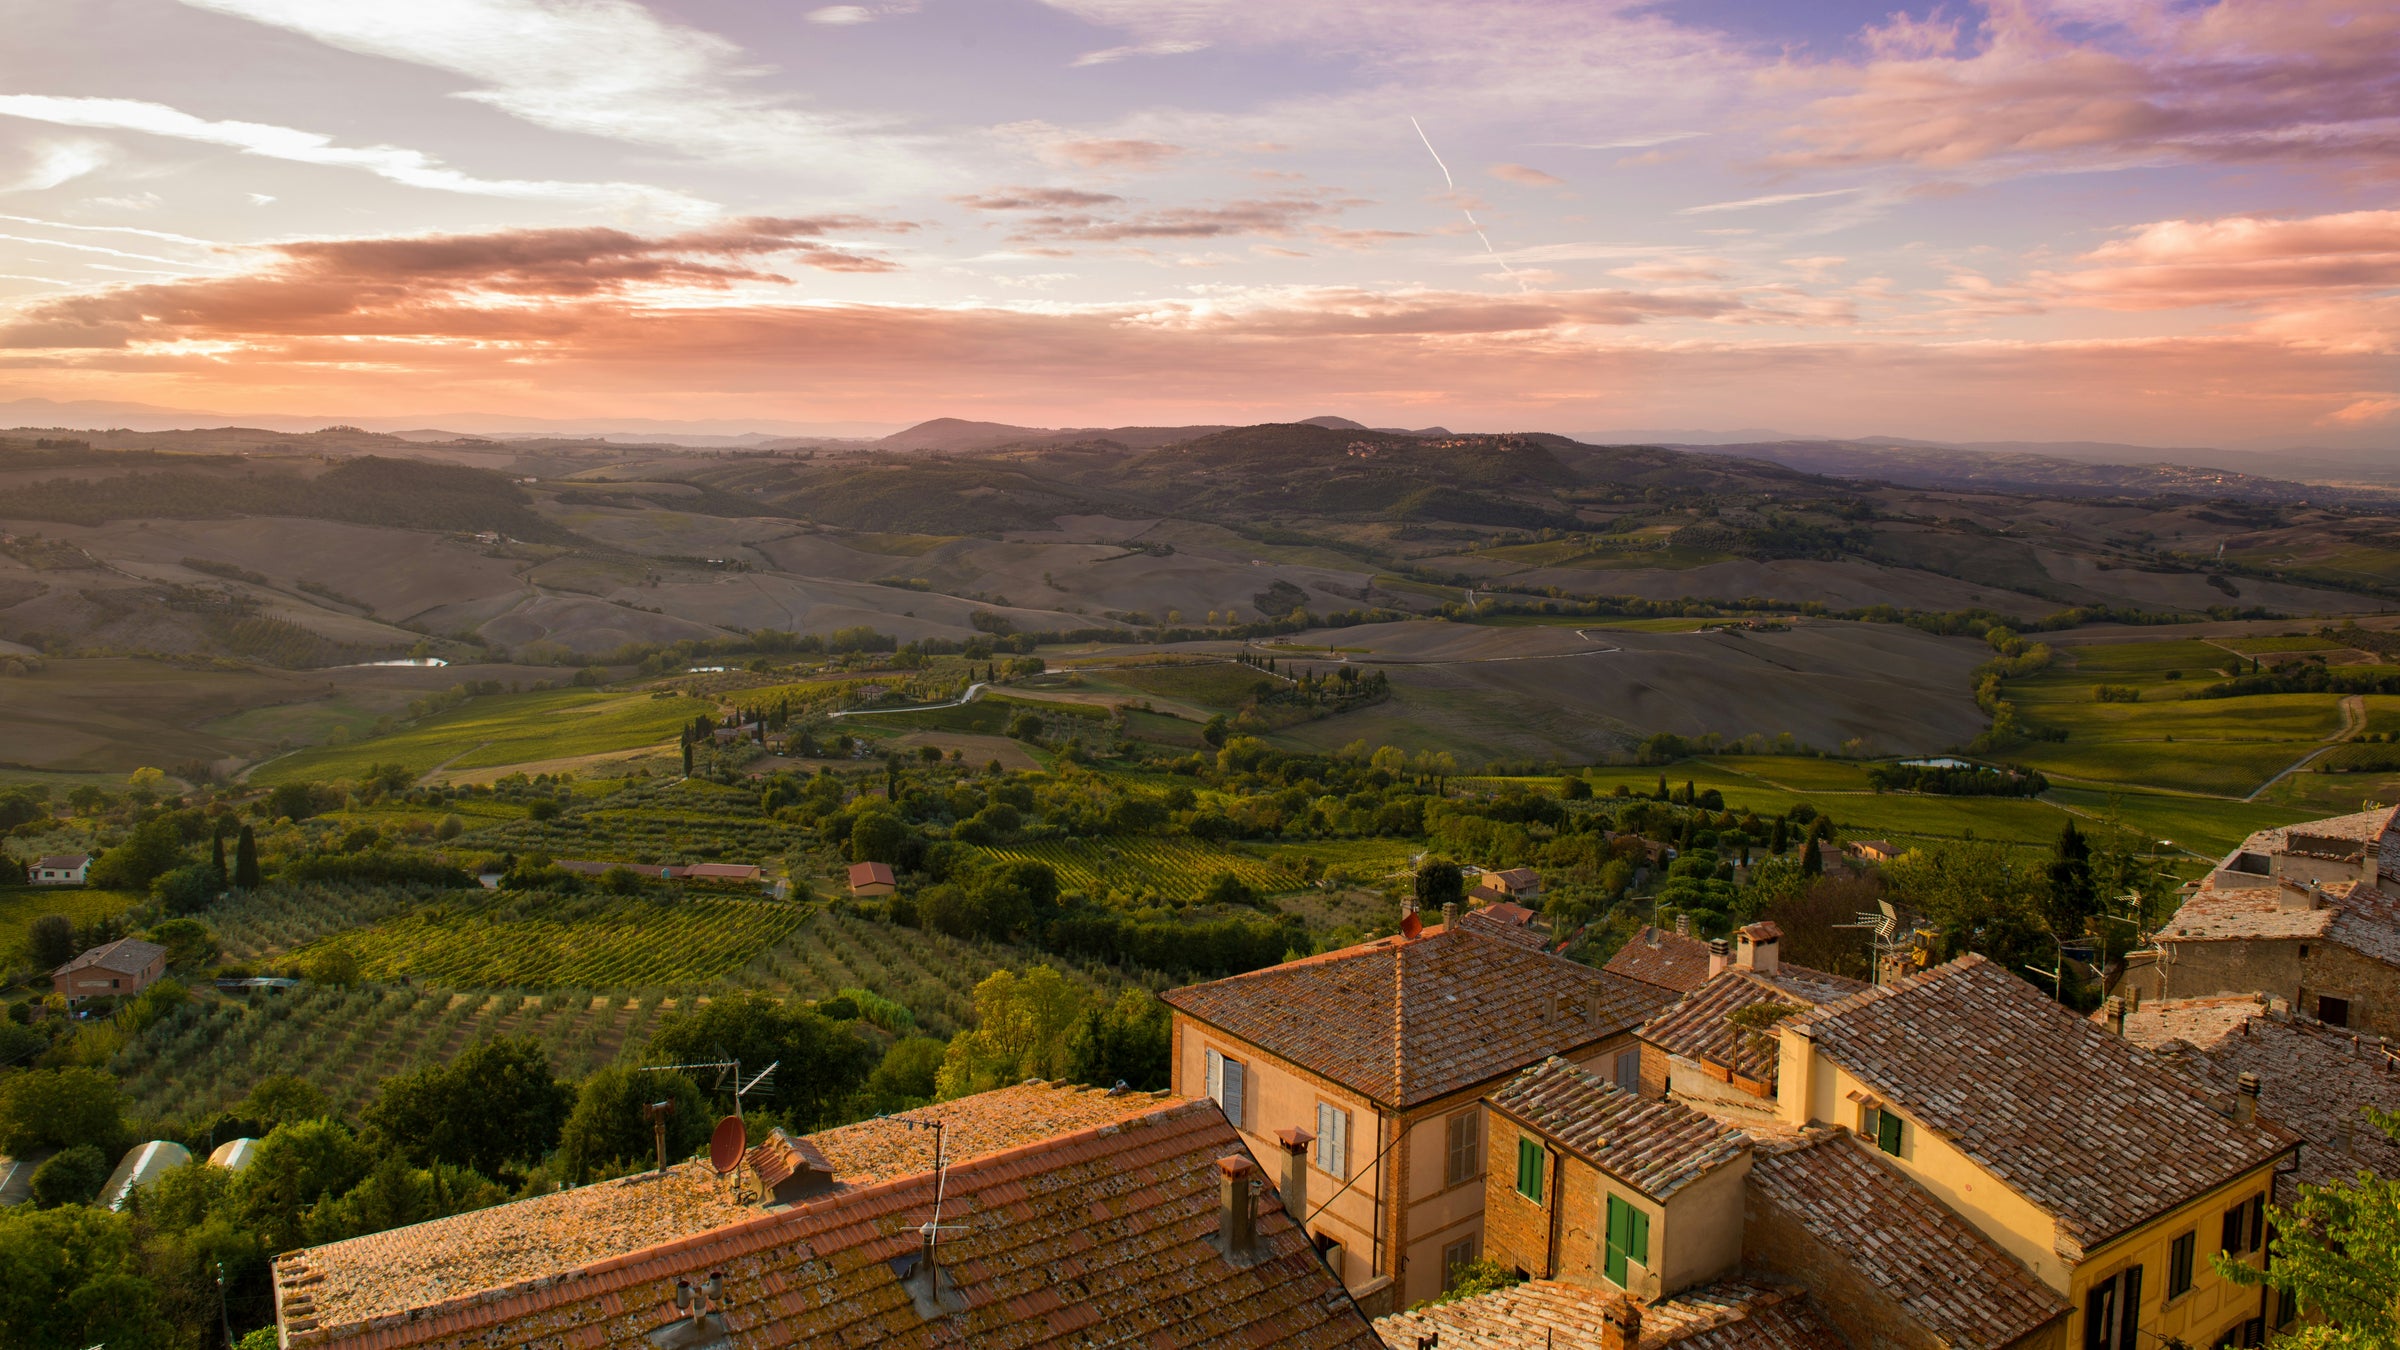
709, 1115, 747, 1176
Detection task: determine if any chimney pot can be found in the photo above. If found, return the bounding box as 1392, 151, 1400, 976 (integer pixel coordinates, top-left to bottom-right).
1217, 1156, 1259, 1260
2234, 1072, 2260, 1125
1273, 1128, 1314, 1227
1600, 1294, 1643, 1350
1442, 901, 1458, 931
2105, 997, 2126, 1037
1707, 937, 1729, 979
1675, 914, 1690, 938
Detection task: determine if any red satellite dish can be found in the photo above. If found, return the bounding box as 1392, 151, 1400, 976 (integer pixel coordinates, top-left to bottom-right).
709, 1116, 747, 1176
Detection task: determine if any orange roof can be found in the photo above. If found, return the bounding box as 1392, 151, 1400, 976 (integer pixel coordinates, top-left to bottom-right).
849, 860, 896, 885
1164, 926, 1671, 1109
276, 1082, 1164, 1337
279, 1097, 1377, 1350
1604, 925, 1713, 993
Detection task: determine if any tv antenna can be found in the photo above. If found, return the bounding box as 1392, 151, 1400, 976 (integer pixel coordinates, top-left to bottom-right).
881, 1113, 969, 1316
643, 1059, 780, 1120
1836, 899, 1908, 984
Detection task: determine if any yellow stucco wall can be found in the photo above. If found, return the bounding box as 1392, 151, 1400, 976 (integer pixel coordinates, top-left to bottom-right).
1777, 1026, 2282, 1347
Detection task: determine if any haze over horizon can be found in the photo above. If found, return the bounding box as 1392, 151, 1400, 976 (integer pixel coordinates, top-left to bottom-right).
0, 0, 2395, 453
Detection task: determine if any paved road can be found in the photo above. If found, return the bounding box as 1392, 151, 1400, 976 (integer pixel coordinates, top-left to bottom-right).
826, 681, 989, 718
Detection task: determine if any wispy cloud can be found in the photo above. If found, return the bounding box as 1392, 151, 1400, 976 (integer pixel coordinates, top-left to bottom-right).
174, 0, 921, 179
0, 95, 715, 215
3, 140, 113, 193
1071, 39, 1209, 67
1678, 188, 1860, 215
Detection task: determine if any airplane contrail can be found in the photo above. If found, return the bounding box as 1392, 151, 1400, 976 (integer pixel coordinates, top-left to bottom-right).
1410, 115, 1523, 289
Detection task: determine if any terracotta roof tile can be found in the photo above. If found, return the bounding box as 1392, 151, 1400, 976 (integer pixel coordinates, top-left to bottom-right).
1373, 1279, 1845, 1349
1605, 926, 1713, 993
2159, 884, 2341, 944
53, 936, 168, 978
1457, 905, 1545, 950
2122, 997, 2400, 1194
1486, 1058, 1750, 1201
1785, 955, 2299, 1254
1639, 967, 1864, 1081
1748, 1132, 2066, 1348
279, 1082, 1170, 1336
1164, 927, 1672, 1108
283, 1097, 1377, 1350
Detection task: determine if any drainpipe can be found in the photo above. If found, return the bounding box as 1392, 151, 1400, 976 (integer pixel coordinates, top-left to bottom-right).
1543, 1144, 1565, 1279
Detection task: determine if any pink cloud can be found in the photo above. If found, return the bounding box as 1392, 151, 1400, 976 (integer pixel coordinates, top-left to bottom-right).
1771, 0, 2400, 175
1489, 162, 1564, 187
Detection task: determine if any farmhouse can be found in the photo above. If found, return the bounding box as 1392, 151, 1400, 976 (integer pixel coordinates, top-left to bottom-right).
1841, 839, 1900, 864
269, 1081, 1379, 1350
2119, 804, 2400, 1037
30, 852, 89, 885
1457, 900, 1543, 949
848, 861, 897, 897
1160, 904, 1672, 1310
52, 936, 169, 1001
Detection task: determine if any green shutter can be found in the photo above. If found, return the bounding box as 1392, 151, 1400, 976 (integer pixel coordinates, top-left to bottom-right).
1516, 1137, 1543, 1201
1877, 1109, 1903, 1156
1605, 1195, 1649, 1287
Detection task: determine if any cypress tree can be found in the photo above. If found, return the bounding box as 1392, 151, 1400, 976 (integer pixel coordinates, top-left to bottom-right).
233, 824, 261, 889
1769, 817, 1789, 855
1800, 834, 1823, 877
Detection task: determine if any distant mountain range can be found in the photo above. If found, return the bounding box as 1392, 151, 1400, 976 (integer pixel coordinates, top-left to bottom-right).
872, 415, 1454, 454
1, 395, 2389, 490
0, 397, 899, 443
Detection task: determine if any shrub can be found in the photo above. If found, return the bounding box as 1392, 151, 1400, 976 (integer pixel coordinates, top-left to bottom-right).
28, 1144, 108, 1208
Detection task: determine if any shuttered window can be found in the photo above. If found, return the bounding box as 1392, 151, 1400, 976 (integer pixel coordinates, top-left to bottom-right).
1515, 1136, 1544, 1202
1314, 1102, 1349, 1179
1445, 1109, 1481, 1187
1614, 1048, 1641, 1092
1204, 1048, 1244, 1127
1876, 1108, 1904, 1156
2168, 1231, 2196, 1298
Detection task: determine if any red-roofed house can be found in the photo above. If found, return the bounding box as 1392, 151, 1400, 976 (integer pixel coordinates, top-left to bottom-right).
848, 861, 897, 897
53, 937, 169, 1001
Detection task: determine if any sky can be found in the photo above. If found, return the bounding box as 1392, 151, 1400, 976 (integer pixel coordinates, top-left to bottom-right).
0, 0, 2394, 445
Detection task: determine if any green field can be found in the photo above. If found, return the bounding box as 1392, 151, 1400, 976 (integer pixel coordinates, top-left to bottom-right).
2007, 739, 2306, 799
248, 689, 706, 786
2059, 640, 2239, 675
975, 837, 1295, 901
0, 886, 141, 965
2044, 788, 2307, 858
300, 892, 804, 986
1098, 662, 1281, 707
2221, 635, 2343, 654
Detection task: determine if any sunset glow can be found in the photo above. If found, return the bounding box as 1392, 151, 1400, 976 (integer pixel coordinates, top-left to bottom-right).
0, 0, 2393, 443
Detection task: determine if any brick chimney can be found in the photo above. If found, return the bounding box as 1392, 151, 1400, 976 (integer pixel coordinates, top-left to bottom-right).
1675, 914, 1690, 939
2233, 1072, 2260, 1126
1600, 1294, 1643, 1350
1273, 1128, 1314, 1228
1216, 1156, 1259, 1262
1707, 937, 1729, 979
1441, 901, 1458, 932
2104, 996, 2126, 1037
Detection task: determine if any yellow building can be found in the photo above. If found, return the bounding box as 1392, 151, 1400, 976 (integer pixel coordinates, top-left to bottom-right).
1161, 913, 1672, 1311
1767, 955, 2298, 1350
